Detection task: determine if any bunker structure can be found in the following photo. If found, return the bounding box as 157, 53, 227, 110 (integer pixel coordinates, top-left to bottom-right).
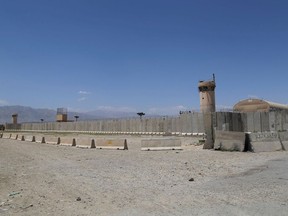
234, 98, 288, 112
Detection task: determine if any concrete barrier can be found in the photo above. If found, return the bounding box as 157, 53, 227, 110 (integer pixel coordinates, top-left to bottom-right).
214, 130, 246, 151
2, 133, 11, 139
246, 131, 283, 152
278, 131, 288, 151
35, 136, 46, 143
45, 136, 60, 145
141, 138, 182, 151
96, 139, 128, 150
76, 138, 96, 149
59, 137, 76, 147
17, 134, 25, 141
21, 135, 25, 141
16, 134, 22, 141
25, 135, 36, 142
10, 134, 18, 140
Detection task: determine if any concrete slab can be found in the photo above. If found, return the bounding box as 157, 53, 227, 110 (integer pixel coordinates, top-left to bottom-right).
260, 112, 270, 131
10, 134, 18, 140
59, 137, 76, 147
17, 134, 25, 141
76, 138, 96, 149
253, 112, 261, 132
278, 131, 288, 151
35, 136, 46, 143
141, 138, 182, 151
45, 136, 60, 145
25, 135, 36, 142
16, 134, 22, 141
246, 132, 283, 152
96, 138, 128, 150
2, 133, 11, 139
214, 130, 246, 152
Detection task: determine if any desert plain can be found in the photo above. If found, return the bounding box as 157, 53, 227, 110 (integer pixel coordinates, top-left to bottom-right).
1, 134, 288, 216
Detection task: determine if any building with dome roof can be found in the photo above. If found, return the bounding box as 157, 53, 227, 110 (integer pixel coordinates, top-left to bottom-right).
233, 98, 288, 112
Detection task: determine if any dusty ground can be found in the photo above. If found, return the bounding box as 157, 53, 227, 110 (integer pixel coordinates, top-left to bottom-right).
0, 134, 288, 216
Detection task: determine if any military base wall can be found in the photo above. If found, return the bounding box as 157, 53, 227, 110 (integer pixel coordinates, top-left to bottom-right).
6, 113, 205, 134
3, 111, 288, 153
6, 111, 288, 134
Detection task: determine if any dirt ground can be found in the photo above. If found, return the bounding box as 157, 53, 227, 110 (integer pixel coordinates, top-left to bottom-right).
1, 134, 288, 216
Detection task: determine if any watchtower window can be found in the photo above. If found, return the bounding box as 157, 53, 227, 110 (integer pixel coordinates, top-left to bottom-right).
199, 86, 215, 91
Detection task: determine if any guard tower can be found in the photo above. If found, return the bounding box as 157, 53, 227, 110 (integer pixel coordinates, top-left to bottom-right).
12, 113, 18, 124
56, 108, 68, 122
198, 74, 216, 113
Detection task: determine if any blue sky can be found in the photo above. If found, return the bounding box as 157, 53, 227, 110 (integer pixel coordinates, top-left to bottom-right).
0, 0, 287, 115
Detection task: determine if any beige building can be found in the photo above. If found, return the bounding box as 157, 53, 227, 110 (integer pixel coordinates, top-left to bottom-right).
233, 98, 288, 112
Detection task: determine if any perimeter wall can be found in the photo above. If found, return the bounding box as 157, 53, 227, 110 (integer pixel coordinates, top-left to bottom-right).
5, 111, 288, 133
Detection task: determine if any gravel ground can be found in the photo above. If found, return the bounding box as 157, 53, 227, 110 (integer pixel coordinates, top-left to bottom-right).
1, 135, 288, 216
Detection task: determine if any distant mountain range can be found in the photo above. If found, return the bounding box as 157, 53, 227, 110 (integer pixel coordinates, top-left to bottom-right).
0, 106, 139, 124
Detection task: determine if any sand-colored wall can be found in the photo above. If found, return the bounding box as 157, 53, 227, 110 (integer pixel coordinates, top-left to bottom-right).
6, 111, 288, 133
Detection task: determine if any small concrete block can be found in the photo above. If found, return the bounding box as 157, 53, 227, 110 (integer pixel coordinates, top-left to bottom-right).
10, 134, 18, 140
2, 133, 11, 139
76, 138, 96, 149
59, 137, 76, 146
25, 135, 36, 142
141, 138, 182, 151
96, 139, 128, 150
17, 135, 25, 141
45, 136, 60, 145
35, 136, 45, 143
17, 134, 22, 141
214, 130, 246, 152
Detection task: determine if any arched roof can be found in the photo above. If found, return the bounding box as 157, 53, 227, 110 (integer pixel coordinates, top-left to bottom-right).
233, 98, 288, 112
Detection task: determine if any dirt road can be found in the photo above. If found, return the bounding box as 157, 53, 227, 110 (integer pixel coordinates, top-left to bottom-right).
1, 136, 288, 215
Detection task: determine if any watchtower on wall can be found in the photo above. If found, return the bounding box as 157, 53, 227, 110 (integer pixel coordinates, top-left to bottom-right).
12, 113, 18, 124
56, 108, 68, 122
198, 74, 216, 113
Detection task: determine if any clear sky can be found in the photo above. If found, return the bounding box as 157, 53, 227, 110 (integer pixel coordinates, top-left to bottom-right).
0, 0, 287, 115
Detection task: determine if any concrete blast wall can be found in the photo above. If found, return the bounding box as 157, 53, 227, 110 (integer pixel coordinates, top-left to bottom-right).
214, 112, 244, 132
6, 111, 288, 133
14, 113, 205, 133
243, 110, 288, 132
